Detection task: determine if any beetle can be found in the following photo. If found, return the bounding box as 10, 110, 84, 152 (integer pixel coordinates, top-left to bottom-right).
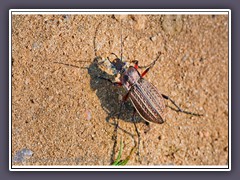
95, 52, 202, 125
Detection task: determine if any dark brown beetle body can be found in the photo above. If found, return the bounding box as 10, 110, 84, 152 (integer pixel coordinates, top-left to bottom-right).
120, 66, 166, 124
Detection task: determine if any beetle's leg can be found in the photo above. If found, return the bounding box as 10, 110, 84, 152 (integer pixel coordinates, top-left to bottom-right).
131, 60, 139, 69
162, 94, 182, 111
105, 56, 112, 64
141, 64, 154, 77
117, 92, 130, 119
110, 53, 119, 59
131, 60, 155, 69
97, 76, 122, 86
138, 52, 162, 69
138, 60, 157, 69
140, 58, 159, 77
162, 94, 203, 116
122, 92, 130, 101
118, 102, 124, 119
107, 53, 120, 63
132, 109, 141, 158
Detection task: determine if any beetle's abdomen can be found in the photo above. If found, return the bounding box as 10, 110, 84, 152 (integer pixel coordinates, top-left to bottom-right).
129, 78, 166, 124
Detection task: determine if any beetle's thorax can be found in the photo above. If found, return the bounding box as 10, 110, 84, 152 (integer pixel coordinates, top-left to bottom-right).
120, 66, 141, 91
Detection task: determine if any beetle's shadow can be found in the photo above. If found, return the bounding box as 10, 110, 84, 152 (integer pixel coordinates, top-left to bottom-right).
87, 59, 144, 125
54, 57, 145, 163
87, 58, 149, 163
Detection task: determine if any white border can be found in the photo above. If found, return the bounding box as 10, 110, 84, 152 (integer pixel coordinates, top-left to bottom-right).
11, 9, 229, 15
228, 9, 231, 171
11, 165, 228, 171
9, 9, 231, 171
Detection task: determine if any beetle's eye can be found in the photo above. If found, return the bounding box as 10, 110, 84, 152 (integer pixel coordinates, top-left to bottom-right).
123, 75, 129, 81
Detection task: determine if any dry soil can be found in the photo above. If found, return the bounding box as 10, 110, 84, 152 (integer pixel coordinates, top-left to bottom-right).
12, 14, 229, 166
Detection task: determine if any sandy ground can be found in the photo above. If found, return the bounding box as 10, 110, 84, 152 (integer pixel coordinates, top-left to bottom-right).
11, 14, 229, 166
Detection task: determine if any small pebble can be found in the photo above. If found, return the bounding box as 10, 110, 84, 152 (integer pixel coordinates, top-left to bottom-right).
13, 148, 33, 163
85, 110, 91, 120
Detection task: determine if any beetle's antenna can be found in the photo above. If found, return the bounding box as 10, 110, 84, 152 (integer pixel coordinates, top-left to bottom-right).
53, 61, 89, 69
93, 20, 104, 57
120, 19, 123, 61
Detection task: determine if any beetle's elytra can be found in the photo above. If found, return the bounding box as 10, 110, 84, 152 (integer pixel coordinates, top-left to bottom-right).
120, 65, 166, 124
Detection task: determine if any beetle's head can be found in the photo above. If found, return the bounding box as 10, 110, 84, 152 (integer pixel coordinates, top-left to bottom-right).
111, 58, 127, 74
